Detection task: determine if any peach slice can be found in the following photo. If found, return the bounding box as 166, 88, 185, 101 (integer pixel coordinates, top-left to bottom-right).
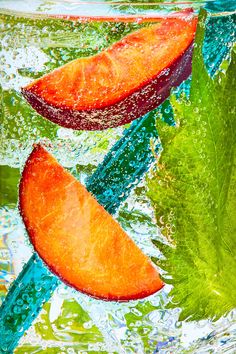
22, 10, 197, 130
19, 145, 163, 300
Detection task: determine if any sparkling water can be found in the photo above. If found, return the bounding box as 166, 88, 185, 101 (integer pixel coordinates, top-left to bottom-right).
0, 1, 235, 353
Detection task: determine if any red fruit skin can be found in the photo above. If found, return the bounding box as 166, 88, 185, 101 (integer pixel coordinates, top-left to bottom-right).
21, 42, 193, 131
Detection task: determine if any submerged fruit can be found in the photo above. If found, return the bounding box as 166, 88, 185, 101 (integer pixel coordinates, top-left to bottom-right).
19, 145, 163, 300
22, 10, 197, 130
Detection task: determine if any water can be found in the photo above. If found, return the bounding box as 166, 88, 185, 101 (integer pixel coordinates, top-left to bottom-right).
0, 1, 236, 353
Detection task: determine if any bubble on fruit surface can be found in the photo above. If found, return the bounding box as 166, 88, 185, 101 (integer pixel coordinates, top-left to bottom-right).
1, 2, 236, 354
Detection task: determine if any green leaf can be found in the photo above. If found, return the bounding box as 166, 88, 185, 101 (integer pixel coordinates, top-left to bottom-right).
34, 299, 104, 343
0, 165, 20, 207
147, 9, 236, 321
124, 301, 161, 351
1, 87, 58, 142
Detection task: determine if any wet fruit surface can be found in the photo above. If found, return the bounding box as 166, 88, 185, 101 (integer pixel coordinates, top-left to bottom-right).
22, 10, 197, 130
19, 145, 163, 300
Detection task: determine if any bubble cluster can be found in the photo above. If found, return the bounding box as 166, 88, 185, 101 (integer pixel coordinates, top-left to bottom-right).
1, 2, 236, 353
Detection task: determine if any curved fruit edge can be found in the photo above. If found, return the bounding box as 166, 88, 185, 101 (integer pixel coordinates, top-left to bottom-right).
18, 144, 164, 301
21, 42, 194, 131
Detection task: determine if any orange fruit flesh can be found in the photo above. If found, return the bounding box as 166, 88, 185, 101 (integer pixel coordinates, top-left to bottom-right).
19, 145, 163, 300
24, 14, 197, 111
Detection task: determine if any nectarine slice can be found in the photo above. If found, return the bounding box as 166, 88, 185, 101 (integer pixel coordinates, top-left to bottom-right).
19, 145, 163, 300
22, 10, 197, 130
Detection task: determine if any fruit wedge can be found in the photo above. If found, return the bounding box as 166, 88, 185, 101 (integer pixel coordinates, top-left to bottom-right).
19, 145, 163, 300
22, 10, 197, 130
